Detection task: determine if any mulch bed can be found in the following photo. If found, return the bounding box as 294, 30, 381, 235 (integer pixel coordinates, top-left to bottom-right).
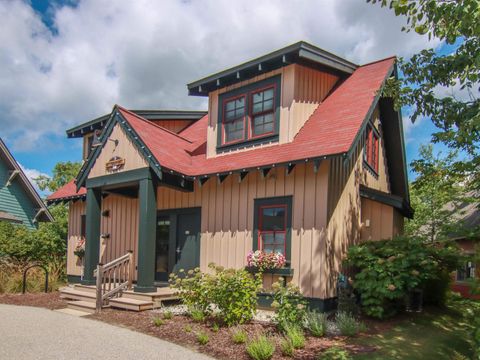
0, 292, 67, 310
90, 309, 376, 360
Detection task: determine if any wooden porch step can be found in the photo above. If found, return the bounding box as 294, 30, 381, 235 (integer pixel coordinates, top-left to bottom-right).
108, 297, 153, 312
60, 288, 96, 303
67, 300, 96, 314
73, 284, 96, 294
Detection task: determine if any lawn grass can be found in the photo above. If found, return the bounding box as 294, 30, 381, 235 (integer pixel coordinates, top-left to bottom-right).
350, 299, 478, 359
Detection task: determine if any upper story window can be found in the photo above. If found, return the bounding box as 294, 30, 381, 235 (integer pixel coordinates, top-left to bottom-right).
218, 75, 281, 150
364, 125, 379, 173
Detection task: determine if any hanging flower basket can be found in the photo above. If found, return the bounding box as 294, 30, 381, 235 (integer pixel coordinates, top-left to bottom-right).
74, 239, 85, 258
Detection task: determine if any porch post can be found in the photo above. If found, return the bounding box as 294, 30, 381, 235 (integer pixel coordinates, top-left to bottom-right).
134, 174, 157, 293
82, 187, 101, 285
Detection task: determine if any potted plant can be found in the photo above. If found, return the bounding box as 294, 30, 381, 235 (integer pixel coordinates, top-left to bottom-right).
74, 238, 85, 258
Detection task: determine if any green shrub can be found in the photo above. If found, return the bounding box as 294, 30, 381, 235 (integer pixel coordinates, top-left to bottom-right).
232, 329, 248, 344
304, 310, 327, 337
335, 312, 365, 337
317, 346, 352, 360
152, 317, 164, 327
422, 270, 452, 306
196, 331, 209, 345
280, 338, 294, 357
344, 236, 461, 318
337, 285, 359, 316
162, 310, 173, 320
170, 263, 262, 326
212, 323, 220, 333
184, 324, 192, 333
246, 335, 275, 360
270, 279, 307, 329
190, 308, 206, 322
284, 324, 305, 349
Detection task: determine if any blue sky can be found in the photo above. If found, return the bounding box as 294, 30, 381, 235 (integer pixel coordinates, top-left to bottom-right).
1, 0, 454, 194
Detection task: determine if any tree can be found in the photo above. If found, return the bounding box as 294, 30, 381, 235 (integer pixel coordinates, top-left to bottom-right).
405, 144, 470, 241
35, 161, 82, 192
368, 0, 480, 192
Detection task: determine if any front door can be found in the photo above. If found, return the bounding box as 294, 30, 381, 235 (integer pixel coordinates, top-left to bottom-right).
155, 208, 201, 282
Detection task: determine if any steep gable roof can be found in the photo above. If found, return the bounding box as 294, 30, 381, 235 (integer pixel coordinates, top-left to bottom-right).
49, 56, 407, 206
0, 138, 53, 222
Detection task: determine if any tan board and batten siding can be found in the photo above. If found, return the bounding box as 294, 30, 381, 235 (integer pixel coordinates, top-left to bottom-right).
206, 64, 339, 158
67, 64, 403, 300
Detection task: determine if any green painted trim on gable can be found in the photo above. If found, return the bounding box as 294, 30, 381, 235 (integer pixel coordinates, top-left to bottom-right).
85, 168, 152, 189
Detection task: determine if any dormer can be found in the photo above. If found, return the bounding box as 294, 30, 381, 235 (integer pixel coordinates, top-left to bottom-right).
187, 41, 358, 158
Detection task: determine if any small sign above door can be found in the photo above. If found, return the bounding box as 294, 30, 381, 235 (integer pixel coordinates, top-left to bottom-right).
105, 156, 125, 173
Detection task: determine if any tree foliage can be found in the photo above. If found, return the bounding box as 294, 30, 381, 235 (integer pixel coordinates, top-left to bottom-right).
35, 161, 81, 192
368, 0, 480, 191
406, 144, 471, 241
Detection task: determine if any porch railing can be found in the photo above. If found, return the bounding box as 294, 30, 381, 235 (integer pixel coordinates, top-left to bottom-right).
94, 250, 134, 312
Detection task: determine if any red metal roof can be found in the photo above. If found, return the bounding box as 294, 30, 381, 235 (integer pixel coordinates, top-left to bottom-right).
47, 179, 86, 202
48, 57, 395, 201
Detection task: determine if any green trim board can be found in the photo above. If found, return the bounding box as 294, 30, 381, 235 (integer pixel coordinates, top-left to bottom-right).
67, 109, 207, 138
188, 41, 357, 96
216, 75, 281, 152
359, 185, 413, 218
85, 168, 152, 189
257, 293, 337, 313
252, 196, 293, 264
76, 106, 193, 192
82, 187, 102, 285
67, 275, 82, 284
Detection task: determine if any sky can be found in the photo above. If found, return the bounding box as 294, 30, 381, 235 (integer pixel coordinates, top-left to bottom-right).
0, 0, 452, 195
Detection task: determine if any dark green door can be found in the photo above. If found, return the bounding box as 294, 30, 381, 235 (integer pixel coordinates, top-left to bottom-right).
173, 211, 201, 273
155, 208, 200, 282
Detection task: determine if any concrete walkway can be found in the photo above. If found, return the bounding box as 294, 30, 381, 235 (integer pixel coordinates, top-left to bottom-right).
0, 304, 213, 360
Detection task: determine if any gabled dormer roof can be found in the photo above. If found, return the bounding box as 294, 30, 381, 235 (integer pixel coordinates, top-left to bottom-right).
0, 138, 53, 223
187, 41, 358, 96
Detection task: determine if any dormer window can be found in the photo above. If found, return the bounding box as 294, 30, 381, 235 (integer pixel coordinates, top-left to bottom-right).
218, 75, 281, 150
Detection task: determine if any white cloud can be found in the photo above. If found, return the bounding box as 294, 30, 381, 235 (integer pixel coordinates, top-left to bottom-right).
0, 0, 440, 152
18, 163, 49, 194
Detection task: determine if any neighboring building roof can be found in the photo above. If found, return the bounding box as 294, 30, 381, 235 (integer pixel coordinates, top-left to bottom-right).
0, 138, 53, 223
66, 110, 207, 138
46, 179, 87, 204
187, 41, 358, 96
48, 55, 403, 205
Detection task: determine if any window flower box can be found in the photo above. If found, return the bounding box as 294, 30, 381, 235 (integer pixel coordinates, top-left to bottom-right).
245, 250, 293, 276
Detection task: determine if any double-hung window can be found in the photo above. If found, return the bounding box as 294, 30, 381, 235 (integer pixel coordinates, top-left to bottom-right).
218, 75, 281, 149
364, 125, 380, 173
253, 196, 292, 263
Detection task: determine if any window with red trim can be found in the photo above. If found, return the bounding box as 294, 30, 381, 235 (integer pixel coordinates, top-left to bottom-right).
364, 125, 380, 173
258, 205, 287, 255
218, 75, 280, 148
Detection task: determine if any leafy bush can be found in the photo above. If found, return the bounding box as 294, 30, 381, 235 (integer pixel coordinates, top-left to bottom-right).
270, 279, 307, 329
317, 346, 352, 360
212, 322, 220, 333
184, 324, 192, 333
344, 236, 461, 318
196, 331, 209, 345
162, 310, 173, 320
170, 263, 262, 326
335, 312, 365, 337
337, 285, 359, 316
280, 338, 294, 357
190, 308, 206, 322
304, 310, 327, 337
246, 335, 275, 360
232, 329, 248, 344
284, 324, 305, 349
152, 317, 164, 327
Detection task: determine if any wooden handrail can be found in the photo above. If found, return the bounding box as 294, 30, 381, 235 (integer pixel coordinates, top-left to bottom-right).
95, 251, 134, 312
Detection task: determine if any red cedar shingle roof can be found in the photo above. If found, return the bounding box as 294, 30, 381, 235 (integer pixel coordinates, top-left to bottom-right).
48, 57, 395, 201
47, 179, 86, 201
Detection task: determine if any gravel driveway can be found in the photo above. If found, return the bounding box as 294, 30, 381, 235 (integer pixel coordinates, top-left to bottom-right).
0, 304, 213, 360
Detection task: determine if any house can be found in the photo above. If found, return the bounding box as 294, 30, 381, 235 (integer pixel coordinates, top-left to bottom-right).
449, 195, 479, 299
48, 41, 412, 311
0, 138, 53, 229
